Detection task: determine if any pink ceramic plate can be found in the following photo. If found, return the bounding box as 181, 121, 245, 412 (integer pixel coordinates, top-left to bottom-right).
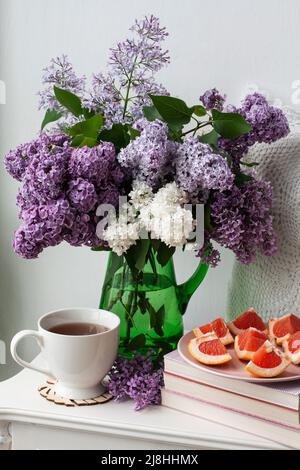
178, 330, 300, 383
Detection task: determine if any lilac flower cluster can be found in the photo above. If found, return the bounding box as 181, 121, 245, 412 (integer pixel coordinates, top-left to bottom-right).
108, 353, 163, 410
208, 178, 277, 264
219, 92, 289, 164
6, 133, 124, 258
85, 15, 170, 126
175, 136, 234, 195
38, 55, 86, 112
118, 119, 174, 188
196, 235, 221, 268
199, 88, 226, 111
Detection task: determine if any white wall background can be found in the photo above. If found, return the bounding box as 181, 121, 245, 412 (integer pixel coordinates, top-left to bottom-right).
0, 0, 299, 380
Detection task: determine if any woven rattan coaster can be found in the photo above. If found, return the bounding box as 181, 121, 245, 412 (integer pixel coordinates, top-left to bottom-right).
38, 379, 112, 406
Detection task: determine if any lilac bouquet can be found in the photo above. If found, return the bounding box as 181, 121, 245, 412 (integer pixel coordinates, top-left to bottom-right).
4, 16, 289, 268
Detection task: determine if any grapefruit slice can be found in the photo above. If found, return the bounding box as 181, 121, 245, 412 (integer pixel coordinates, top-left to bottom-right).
234, 327, 268, 361
188, 332, 232, 365
283, 331, 300, 364
228, 308, 266, 336
245, 340, 290, 378
268, 313, 300, 345
193, 317, 234, 346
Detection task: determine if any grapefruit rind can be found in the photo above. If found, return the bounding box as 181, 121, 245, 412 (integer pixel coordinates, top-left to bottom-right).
227, 308, 267, 336
188, 333, 232, 366
245, 340, 290, 378
193, 317, 234, 346
268, 314, 300, 346
234, 327, 268, 361
283, 333, 300, 365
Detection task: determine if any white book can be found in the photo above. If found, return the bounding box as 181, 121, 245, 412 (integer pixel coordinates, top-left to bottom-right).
161, 388, 300, 449
164, 372, 299, 428
164, 350, 300, 411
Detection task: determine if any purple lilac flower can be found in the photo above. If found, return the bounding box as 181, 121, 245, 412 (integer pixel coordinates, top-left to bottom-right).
199, 88, 226, 111
13, 198, 73, 259
64, 212, 98, 247
4, 142, 33, 182
110, 15, 169, 76
219, 92, 290, 164
69, 142, 119, 188
85, 16, 169, 125
5, 130, 125, 258
4, 133, 70, 182
22, 144, 70, 202
98, 185, 120, 207
67, 178, 98, 212
84, 73, 124, 127
108, 353, 163, 410
196, 236, 221, 268
210, 179, 277, 264
175, 136, 234, 195
118, 119, 174, 187
38, 55, 86, 111
129, 78, 169, 121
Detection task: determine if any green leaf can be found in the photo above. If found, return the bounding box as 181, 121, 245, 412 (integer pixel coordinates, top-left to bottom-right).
240, 160, 260, 167
124, 239, 150, 274
212, 110, 252, 139
98, 123, 130, 152
191, 105, 206, 117
126, 333, 146, 351
138, 292, 147, 314
149, 95, 193, 126
70, 135, 97, 147
135, 239, 150, 271
127, 125, 141, 140
150, 239, 161, 252
156, 242, 176, 267
148, 303, 157, 329
41, 108, 63, 130
235, 171, 254, 186
83, 108, 95, 119
68, 115, 104, 138
91, 246, 111, 252
153, 341, 173, 367
199, 129, 220, 146
154, 305, 165, 337
143, 105, 163, 121
54, 86, 83, 117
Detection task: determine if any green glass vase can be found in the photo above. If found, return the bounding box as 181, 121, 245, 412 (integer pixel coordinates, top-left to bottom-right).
99, 249, 208, 356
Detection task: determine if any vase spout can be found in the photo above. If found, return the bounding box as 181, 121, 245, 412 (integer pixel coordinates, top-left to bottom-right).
176, 260, 209, 315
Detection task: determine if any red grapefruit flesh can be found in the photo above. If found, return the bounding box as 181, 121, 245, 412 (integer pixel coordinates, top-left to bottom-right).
245, 340, 290, 377
269, 314, 300, 345
283, 331, 300, 364
228, 308, 267, 336
234, 327, 268, 361
188, 332, 232, 365
193, 317, 234, 345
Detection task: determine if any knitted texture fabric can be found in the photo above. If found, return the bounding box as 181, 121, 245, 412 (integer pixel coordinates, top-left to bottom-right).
227, 114, 300, 322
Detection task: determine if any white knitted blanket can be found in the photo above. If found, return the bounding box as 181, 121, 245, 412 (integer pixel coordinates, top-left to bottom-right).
227, 109, 300, 322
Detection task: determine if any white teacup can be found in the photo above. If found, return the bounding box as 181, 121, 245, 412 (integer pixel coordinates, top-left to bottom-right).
10, 308, 120, 399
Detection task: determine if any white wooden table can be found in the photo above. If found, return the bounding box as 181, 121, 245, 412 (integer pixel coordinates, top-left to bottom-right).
0, 359, 286, 450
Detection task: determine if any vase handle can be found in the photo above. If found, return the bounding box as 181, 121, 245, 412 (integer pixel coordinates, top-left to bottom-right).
177, 260, 209, 314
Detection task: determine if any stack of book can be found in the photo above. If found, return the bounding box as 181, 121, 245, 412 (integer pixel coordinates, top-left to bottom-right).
161, 350, 300, 449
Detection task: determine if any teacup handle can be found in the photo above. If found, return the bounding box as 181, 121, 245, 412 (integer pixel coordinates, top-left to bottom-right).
11, 330, 53, 378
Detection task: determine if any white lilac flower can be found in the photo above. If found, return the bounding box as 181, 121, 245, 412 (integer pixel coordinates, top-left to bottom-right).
129, 180, 154, 210
103, 219, 140, 256
139, 183, 194, 247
